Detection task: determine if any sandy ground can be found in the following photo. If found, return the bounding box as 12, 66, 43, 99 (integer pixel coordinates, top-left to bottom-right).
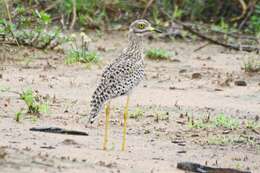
0, 32, 260, 173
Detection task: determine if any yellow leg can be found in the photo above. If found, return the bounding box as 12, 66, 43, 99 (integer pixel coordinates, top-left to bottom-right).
121, 95, 130, 151
103, 101, 110, 150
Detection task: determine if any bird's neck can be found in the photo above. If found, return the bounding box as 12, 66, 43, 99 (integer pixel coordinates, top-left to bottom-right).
127, 31, 143, 54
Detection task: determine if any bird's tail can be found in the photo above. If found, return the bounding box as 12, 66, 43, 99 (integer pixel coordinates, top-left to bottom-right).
88, 89, 108, 124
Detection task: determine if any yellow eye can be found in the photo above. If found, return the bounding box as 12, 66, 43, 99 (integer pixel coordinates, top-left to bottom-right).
138, 23, 145, 29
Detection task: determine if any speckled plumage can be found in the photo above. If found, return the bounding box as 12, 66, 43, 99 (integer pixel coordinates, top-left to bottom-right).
88, 20, 155, 123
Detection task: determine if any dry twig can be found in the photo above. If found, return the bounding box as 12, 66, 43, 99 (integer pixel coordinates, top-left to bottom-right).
3, 0, 20, 47
231, 0, 247, 22
141, 0, 155, 18
239, 1, 256, 29
173, 20, 260, 52
69, 0, 77, 30
30, 127, 89, 136
177, 162, 251, 173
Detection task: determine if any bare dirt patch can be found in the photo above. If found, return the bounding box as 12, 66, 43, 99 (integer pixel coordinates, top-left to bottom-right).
1, 33, 260, 173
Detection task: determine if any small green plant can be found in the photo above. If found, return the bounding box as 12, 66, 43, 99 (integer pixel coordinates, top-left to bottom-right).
213, 113, 239, 129
210, 18, 234, 40
154, 111, 169, 122
65, 32, 100, 65
245, 120, 260, 129
129, 107, 144, 119
207, 135, 258, 146
16, 89, 49, 122
20, 89, 49, 115
66, 50, 100, 64
249, 15, 260, 34
15, 111, 23, 122
248, 4, 260, 34
188, 116, 211, 129
218, 18, 229, 33
172, 6, 183, 20
188, 118, 208, 129
243, 57, 260, 73
188, 113, 239, 130
145, 48, 172, 60
34, 10, 51, 26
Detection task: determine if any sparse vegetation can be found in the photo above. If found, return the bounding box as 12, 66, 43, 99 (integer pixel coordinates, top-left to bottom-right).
188, 113, 239, 130
20, 89, 49, 114
243, 57, 260, 73
16, 89, 49, 122
66, 50, 100, 64
0, 7, 70, 49
1, 1, 260, 171
207, 135, 232, 145
245, 120, 260, 130
154, 111, 169, 122
129, 107, 144, 119
145, 48, 172, 60
213, 113, 239, 130
207, 135, 258, 146
248, 4, 260, 34
15, 111, 23, 122
65, 32, 100, 65
188, 116, 210, 129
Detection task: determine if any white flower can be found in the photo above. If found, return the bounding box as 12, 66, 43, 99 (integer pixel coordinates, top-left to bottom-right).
70, 33, 76, 40
80, 32, 86, 37
83, 34, 91, 43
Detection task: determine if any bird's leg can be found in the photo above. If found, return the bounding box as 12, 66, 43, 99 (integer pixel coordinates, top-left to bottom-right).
121, 95, 130, 151
103, 101, 110, 150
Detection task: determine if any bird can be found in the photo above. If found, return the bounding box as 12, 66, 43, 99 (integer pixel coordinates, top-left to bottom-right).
88, 19, 161, 151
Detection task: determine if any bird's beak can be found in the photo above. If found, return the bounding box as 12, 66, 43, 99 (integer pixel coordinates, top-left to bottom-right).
149, 26, 162, 33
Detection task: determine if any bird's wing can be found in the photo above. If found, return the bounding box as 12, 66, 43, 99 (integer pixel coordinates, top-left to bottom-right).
100, 59, 134, 84
100, 50, 142, 84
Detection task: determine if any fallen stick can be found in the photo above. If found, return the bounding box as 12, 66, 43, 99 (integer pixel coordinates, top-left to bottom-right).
69, 0, 77, 30
177, 162, 251, 173
160, 10, 260, 52
141, 0, 155, 18
193, 42, 211, 52
30, 127, 88, 136
175, 21, 260, 52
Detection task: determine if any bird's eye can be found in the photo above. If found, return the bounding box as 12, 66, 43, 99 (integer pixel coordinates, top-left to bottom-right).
138, 23, 145, 29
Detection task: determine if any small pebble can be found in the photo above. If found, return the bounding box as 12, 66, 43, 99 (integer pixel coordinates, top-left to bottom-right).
170, 59, 181, 62
192, 73, 202, 79
169, 86, 176, 90
179, 69, 187, 73
234, 80, 247, 86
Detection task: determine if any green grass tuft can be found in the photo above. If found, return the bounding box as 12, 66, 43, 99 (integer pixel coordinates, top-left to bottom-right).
15, 111, 23, 122
20, 89, 49, 115
188, 118, 210, 129
65, 50, 100, 64
154, 111, 169, 122
145, 48, 172, 60
245, 120, 260, 129
129, 107, 144, 119
207, 135, 258, 146
213, 113, 239, 129
188, 113, 240, 130
243, 57, 260, 73
16, 89, 49, 122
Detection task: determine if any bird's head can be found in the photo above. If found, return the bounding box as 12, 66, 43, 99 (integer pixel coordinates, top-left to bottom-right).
129, 19, 161, 36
